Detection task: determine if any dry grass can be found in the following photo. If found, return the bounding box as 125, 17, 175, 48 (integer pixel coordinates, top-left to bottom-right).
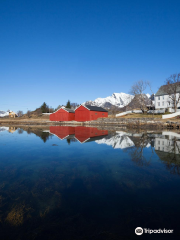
0, 114, 50, 122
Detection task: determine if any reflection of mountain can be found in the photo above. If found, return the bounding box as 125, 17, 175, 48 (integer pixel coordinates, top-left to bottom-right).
0, 126, 17, 133
95, 132, 134, 149
96, 131, 153, 149
0, 127, 9, 132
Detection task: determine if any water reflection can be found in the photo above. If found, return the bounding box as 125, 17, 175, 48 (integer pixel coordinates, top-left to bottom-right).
0, 126, 17, 133
1, 126, 180, 239
154, 132, 180, 175
50, 126, 108, 143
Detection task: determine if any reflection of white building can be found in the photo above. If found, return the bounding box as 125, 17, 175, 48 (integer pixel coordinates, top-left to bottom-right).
154, 132, 180, 154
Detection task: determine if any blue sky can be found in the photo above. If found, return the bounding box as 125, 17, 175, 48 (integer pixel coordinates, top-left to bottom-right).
1, 0, 180, 112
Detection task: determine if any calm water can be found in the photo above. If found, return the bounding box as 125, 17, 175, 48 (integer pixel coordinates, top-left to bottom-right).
0, 126, 180, 239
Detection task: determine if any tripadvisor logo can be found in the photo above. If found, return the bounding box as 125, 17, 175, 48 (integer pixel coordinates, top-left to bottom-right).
135, 227, 143, 235
135, 227, 174, 235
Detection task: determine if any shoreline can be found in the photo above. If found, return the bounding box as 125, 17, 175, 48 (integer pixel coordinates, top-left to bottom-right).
0, 117, 179, 130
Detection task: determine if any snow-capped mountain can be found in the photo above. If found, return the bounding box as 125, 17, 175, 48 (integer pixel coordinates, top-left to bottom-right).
0, 111, 10, 117
0, 110, 15, 117
84, 92, 134, 108
84, 92, 151, 108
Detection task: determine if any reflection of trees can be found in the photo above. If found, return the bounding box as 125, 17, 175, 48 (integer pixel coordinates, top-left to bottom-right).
124, 134, 154, 166
40, 132, 51, 143
18, 128, 24, 134
66, 138, 77, 145
17, 127, 52, 142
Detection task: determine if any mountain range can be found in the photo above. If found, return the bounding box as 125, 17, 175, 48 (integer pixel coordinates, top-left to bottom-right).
84, 92, 151, 109
0, 110, 11, 117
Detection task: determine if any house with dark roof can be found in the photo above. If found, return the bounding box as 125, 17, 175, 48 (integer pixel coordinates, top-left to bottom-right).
50, 107, 75, 121
155, 85, 180, 112
75, 105, 108, 122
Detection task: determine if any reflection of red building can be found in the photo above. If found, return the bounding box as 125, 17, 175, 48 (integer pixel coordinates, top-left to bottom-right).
75, 105, 108, 122
50, 126, 75, 139
49, 126, 108, 143
75, 126, 108, 143
50, 107, 75, 121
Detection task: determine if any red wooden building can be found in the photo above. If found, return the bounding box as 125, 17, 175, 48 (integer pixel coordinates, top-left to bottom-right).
50, 107, 75, 121
75, 126, 108, 143
50, 126, 75, 139
75, 105, 108, 122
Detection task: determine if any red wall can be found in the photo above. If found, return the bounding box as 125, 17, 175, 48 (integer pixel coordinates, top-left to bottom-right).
50, 108, 75, 121
50, 126, 75, 139
89, 110, 108, 121
75, 126, 108, 143
75, 105, 108, 122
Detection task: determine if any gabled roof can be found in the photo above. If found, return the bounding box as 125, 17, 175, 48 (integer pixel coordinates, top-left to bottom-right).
75, 104, 108, 112
63, 108, 75, 113
50, 107, 75, 114
155, 84, 180, 96
75, 135, 107, 144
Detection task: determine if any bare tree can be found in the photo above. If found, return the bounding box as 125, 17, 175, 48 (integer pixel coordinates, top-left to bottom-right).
162, 73, 180, 112
35, 108, 42, 116
17, 110, 23, 117
55, 105, 62, 111
111, 105, 118, 117
27, 110, 31, 118
130, 80, 150, 113
71, 103, 79, 110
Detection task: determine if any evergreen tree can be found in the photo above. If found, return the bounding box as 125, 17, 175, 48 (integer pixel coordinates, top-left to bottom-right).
55, 105, 62, 111
41, 102, 49, 113
65, 100, 71, 109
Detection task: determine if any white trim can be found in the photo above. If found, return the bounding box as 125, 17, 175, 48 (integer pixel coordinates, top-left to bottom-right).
49, 131, 70, 140
75, 104, 90, 111
75, 136, 90, 143
50, 106, 73, 115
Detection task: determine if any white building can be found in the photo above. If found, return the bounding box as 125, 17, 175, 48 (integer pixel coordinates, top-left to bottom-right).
155, 85, 180, 112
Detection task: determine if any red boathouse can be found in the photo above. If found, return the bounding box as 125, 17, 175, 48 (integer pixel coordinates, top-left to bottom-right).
50, 107, 75, 121
75, 126, 108, 143
50, 126, 75, 139
75, 105, 108, 122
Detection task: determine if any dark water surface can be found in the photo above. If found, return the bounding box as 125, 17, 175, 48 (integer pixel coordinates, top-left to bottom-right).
0, 126, 180, 239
